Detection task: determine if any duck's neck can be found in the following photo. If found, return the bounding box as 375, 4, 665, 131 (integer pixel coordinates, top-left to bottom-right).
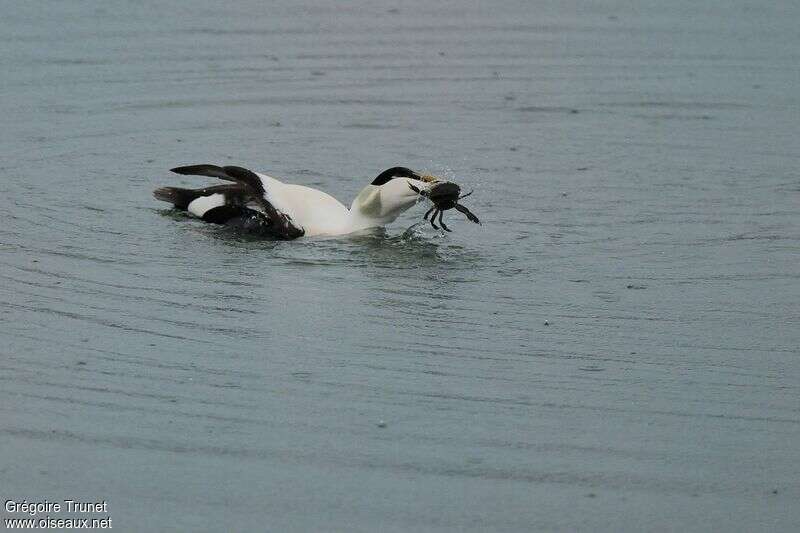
346, 184, 410, 232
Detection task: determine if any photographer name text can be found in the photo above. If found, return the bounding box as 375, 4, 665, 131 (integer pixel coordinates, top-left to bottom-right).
4, 499, 112, 529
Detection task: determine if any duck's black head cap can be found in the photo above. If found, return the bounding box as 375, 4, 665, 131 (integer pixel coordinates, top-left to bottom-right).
371, 167, 420, 186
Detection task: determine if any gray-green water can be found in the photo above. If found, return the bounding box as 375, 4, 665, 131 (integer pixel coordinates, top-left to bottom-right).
1, 1, 799, 531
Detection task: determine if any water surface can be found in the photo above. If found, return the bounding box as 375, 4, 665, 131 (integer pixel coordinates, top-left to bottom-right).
1, 1, 799, 531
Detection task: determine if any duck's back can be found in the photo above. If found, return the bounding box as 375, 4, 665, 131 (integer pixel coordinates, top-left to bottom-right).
257, 174, 351, 236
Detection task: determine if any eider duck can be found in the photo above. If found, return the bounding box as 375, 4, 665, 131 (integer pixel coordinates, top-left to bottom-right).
154, 165, 479, 239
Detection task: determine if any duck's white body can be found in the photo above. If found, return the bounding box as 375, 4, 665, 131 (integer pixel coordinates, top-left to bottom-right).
256, 173, 353, 236
256, 173, 429, 237
155, 165, 438, 239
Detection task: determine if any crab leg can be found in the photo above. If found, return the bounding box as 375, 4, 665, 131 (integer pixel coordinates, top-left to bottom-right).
424, 206, 436, 220
429, 209, 440, 229
438, 210, 451, 232
454, 203, 480, 224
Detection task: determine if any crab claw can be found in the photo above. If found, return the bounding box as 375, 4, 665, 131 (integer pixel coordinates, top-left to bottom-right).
454, 203, 480, 224
408, 182, 425, 196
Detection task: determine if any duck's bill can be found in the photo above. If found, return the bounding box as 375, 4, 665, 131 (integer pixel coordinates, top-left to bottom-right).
406, 174, 442, 196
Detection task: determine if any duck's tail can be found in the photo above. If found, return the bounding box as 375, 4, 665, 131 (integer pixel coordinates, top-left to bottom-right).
153, 184, 245, 211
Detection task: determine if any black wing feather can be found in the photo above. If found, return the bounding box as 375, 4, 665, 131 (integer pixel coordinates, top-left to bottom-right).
167, 164, 304, 239
171, 164, 265, 196
170, 164, 231, 180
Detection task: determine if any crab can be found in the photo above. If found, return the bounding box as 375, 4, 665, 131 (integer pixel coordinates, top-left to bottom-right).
409, 181, 480, 232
